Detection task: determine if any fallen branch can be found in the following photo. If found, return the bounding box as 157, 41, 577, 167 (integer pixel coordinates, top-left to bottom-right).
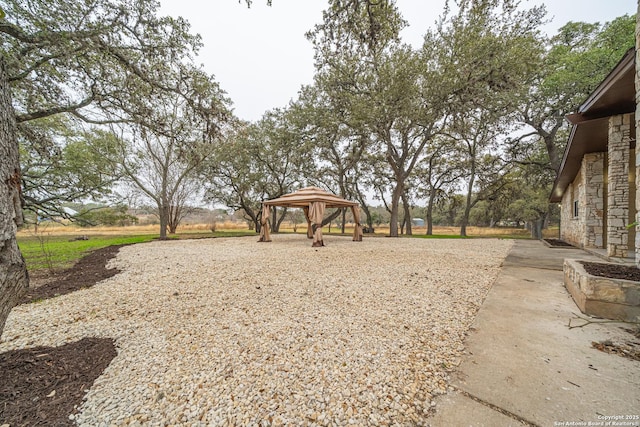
568, 312, 640, 329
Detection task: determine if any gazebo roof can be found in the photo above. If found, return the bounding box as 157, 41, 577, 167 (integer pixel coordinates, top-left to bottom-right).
263, 186, 358, 208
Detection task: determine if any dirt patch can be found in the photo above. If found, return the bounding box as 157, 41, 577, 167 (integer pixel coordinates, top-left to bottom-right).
19, 244, 126, 305
581, 261, 640, 282
544, 238, 574, 248
0, 337, 117, 426
2, 245, 124, 425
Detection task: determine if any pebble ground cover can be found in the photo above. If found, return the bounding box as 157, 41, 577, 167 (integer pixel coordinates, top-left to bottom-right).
1, 235, 512, 426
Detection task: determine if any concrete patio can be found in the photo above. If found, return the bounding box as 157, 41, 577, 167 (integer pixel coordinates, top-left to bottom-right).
428, 239, 640, 427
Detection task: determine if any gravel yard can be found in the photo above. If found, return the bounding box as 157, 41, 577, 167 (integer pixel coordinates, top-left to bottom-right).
1, 235, 512, 426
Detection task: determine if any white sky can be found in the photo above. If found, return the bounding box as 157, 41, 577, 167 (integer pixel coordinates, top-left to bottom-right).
159, 0, 637, 122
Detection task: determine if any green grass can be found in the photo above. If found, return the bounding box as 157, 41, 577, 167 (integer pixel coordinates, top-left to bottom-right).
17, 230, 257, 272
17, 234, 157, 271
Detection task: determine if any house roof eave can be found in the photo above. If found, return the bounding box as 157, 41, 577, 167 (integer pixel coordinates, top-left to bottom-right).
549, 48, 636, 203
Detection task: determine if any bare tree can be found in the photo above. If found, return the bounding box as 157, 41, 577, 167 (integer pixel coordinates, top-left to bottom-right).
167, 178, 200, 234
0, 0, 208, 335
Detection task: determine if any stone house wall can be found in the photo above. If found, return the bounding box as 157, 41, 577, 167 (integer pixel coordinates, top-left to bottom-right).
561, 153, 605, 248
607, 114, 632, 257
560, 168, 583, 247
584, 153, 606, 248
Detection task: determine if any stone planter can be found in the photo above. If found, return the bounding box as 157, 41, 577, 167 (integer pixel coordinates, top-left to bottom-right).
563, 259, 640, 322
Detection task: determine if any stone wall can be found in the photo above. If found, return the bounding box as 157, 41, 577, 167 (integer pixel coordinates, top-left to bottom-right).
607, 114, 632, 257
560, 154, 605, 248
561, 178, 582, 247
564, 259, 640, 322
583, 153, 605, 248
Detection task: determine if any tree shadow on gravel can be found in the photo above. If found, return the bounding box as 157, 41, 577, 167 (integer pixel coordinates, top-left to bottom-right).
2, 245, 124, 426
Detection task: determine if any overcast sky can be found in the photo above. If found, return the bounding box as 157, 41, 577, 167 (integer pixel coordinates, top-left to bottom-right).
158, 0, 636, 122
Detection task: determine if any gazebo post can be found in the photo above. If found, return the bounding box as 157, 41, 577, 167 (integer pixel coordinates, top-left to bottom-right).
257, 187, 360, 246
258, 203, 272, 242
351, 205, 363, 241
310, 201, 326, 247
303, 206, 313, 239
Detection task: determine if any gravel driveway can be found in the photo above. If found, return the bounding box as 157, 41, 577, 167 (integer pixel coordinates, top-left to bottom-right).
1, 235, 512, 426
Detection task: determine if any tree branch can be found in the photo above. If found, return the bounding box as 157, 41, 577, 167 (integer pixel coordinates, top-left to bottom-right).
15, 94, 95, 123
568, 312, 639, 329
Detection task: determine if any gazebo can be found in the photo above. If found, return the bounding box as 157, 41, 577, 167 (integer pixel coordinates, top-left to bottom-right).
258, 187, 363, 247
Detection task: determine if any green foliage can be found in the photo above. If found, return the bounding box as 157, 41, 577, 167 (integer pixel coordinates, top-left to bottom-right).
306, 0, 449, 236
2, 0, 224, 226
431, 194, 465, 226
434, 0, 546, 114
205, 110, 311, 231
204, 122, 267, 229
2, 0, 202, 124
107, 60, 231, 238
433, 0, 547, 236
18, 117, 121, 219
498, 12, 637, 237
519, 13, 636, 172
307, 0, 406, 66
4, 0, 634, 241
543, 15, 635, 112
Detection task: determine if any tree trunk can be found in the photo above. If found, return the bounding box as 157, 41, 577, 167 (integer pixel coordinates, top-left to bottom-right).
460, 192, 472, 237
158, 203, 169, 240
341, 208, 346, 234
402, 191, 412, 236
544, 130, 562, 173
389, 185, 403, 237
168, 205, 180, 234
543, 211, 550, 229
460, 166, 476, 237
447, 205, 456, 226
270, 207, 278, 232
242, 204, 260, 233
426, 189, 436, 235
321, 208, 342, 227
363, 205, 374, 229
460, 188, 473, 237
354, 185, 374, 229
531, 217, 543, 240
254, 214, 261, 233
275, 207, 287, 232
270, 207, 287, 233
0, 56, 29, 337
